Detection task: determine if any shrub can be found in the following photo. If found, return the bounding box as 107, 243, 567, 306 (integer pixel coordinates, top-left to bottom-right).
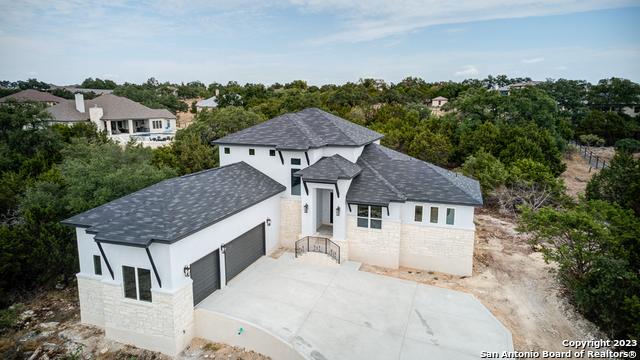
461, 149, 508, 195
614, 138, 640, 153
579, 134, 605, 147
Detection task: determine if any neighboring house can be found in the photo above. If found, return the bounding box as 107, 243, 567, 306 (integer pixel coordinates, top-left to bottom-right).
0, 89, 65, 106
62, 108, 482, 356
47, 94, 177, 144
49, 85, 114, 95
195, 96, 218, 111
496, 80, 541, 95
428, 96, 448, 116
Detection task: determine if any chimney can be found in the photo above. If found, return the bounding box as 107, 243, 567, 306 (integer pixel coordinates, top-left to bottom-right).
75, 93, 85, 113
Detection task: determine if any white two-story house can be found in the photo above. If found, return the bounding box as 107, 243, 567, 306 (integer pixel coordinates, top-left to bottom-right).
48, 93, 177, 144
62, 108, 482, 356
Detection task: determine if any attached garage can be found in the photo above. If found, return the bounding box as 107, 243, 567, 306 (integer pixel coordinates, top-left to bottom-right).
190, 249, 220, 305
224, 223, 265, 282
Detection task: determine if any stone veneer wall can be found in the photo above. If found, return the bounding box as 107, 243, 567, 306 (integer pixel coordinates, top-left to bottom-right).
346, 216, 401, 269
77, 275, 194, 356
77, 274, 105, 327
279, 198, 301, 249
400, 223, 475, 276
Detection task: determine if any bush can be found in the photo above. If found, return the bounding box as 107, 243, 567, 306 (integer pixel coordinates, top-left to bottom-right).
579, 134, 605, 147
461, 149, 508, 195
519, 200, 640, 339
614, 138, 640, 153
586, 152, 640, 216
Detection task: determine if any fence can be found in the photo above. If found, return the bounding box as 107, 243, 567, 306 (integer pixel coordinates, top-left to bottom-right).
569, 140, 609, 171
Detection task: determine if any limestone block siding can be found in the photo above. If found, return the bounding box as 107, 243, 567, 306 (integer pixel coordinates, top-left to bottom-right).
279, 198, 301, 249
77, 277, 194, 357
346, 216, 401, 269
400, 223, 475, 276
77, 274, 104, 327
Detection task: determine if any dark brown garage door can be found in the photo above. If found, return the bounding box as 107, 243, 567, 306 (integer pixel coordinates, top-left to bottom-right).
224, 223, 265, 283
190, 249, 220, 306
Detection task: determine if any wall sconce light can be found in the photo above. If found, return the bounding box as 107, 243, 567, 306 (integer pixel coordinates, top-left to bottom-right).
221, 245, 226, 254
183, 265, 191, 278
266, 217, 271, 226
304, 203, 309, 213
336, 206, 341, 216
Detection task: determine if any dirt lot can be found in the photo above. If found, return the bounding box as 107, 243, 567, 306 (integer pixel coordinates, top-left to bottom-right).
0, 286, 269, 360
561, 149, 599, 199
362, 209, 605, 356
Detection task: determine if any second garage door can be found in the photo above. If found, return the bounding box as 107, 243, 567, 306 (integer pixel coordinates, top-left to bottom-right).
191, 249, 220, 306
225, 223, 265, 282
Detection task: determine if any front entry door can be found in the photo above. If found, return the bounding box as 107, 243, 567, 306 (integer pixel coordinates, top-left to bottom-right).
329, 191, 333, 224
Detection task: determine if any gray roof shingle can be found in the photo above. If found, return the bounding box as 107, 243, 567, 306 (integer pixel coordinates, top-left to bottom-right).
48, 94, 176, 122
294, 154, 361, 182
347, 144, 483, 207
0, 89, 65, 103
62, 162, 285, 246
212, 108, 383, 150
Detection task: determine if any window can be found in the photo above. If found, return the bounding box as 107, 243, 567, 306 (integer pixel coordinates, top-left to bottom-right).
122, 266, 152, 302
152, 120, 162, 129
93, 255, 102, 276
249, 148, 255, 155
414, 205, 423, 222
291, 158, 301, 165
446, 208, 455, 225
224, 147, 230, 154
430, 207, 439, 223
269, 149, 276, 156
291, 169, 301, 195
357, 205, 382, 229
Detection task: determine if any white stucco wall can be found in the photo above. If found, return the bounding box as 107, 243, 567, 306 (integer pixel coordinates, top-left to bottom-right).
300, 180, 351, 241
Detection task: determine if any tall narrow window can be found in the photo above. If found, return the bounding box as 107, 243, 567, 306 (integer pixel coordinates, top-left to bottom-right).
430, 207, 439, 223
414, 205, 423, 222
357, 205, 369, 228
224, 147, 230, 154
137, 268, 152, 302
93, 255, 102, 276
290, 169, 301, 195
123, 266, 137, 299
291, 158, 301, 165
269, 149, 276, 156
446, 208, 455, 225
249, 148, 255, 155
370, 206, 382, 229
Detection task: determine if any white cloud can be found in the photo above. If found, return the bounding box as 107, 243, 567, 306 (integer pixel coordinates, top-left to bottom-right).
454, 65, 479, 77
522, 57, 545, 64
296, 0, 636, 44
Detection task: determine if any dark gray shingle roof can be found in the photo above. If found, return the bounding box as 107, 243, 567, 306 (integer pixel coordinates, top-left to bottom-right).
347, 144, 483, 207
0, 89, 65, 103
48, 94, 176, 122
62, 162, 285, 246
212, 108, 383, 150
294, 154, 361, 182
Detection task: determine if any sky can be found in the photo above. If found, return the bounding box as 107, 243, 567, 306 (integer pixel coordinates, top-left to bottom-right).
0, 0, 639, 85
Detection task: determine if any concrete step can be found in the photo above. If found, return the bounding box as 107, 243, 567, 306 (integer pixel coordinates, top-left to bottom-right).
294, 252, 340, 267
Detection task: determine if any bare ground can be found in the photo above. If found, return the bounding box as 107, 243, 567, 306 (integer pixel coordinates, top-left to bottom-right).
361, 209, 605, 356
561, 149, 599, 199
0, 285, 269, 360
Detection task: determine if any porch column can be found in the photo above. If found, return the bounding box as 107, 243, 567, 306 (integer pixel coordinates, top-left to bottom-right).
105, 120, 112, 134
128, 119, 134, 134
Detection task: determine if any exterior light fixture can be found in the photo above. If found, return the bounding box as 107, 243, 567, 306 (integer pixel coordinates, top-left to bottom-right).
336, 206, 341, 216
183, 265, 191, 278
266, 217, 272, 226
304, 203, 309, 213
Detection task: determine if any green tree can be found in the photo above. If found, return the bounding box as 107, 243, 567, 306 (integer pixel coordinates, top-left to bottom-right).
461, 149, 508, 195
586, 152, 640, 216
407, 129, 453, 166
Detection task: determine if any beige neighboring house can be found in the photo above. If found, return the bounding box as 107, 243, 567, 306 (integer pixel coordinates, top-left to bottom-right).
0, 89, 65, 106
195, 96, 218, 112
47, 94, 177, 145
428, 96, 448, 116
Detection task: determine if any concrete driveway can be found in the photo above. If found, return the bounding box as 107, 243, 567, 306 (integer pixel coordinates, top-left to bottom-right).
197, 253, 513, 360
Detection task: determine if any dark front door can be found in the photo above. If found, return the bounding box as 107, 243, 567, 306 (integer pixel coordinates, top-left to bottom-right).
190, 249, 220, 306
224, 223, 265, 283
329, 192, 333, 224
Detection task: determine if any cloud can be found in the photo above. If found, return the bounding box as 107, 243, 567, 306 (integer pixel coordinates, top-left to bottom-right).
454, 65, 479, 77
299, 0, 636, 44
522, 57, 545, 64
